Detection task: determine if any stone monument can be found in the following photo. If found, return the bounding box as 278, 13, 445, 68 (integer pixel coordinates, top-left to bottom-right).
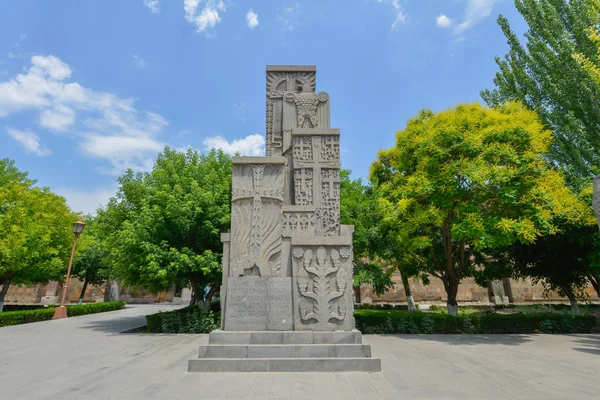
188, 65, 380, 372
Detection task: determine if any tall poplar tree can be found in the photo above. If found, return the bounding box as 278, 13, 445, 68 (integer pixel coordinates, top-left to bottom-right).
482, 0, 600, 183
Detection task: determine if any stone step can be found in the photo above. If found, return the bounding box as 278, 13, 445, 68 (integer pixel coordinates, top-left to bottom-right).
188, 357, 382, 373
198, 344, 371, 359
208, 330, 362, 345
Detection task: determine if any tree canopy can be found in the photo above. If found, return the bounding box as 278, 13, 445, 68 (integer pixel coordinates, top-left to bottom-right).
0, 160, 77, 311
370, 102, 592, 314
96, 147, 232, 307
481, 0, 600, 183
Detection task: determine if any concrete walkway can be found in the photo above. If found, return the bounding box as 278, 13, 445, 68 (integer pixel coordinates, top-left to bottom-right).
0, 305, 598, 399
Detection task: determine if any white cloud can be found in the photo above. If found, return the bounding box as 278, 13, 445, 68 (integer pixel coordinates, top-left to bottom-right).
143, 0, 160, 14
455, 0, 498, 33
13, 33, 27, 47
184, 0, 226, 37
0, 55, 169, 174
378, 0, 406, 31
246, 9, 259, 29
39, 104, 76, 131
54, 185, 117, 215
277, 3, 301, 31
203, 134, 265, 156
6, 127, 51, 156
132, 54, 148, 69
436, 14, 453, 29
80, 135, 164, 175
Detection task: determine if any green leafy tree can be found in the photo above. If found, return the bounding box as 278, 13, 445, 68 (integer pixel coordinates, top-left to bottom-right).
0, 162, 77, 312
339, 169, 395, 300
510, 224, 599, 315
482, 0, 600, 183
97, 147, 232, 311
574, 0, 600, 84
370, 102, 591, 315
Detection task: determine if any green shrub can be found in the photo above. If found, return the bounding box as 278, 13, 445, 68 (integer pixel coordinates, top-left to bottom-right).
67, 301, 126, 317
0, 301, 126, 328
0, 308, 55, 327
354, 309, 596, 334
146, 306, 221, 333
3, 304, 48, 312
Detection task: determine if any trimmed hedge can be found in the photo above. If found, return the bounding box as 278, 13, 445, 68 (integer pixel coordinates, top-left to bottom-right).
2, 304, 48, 312
66, 301, 126, 317
0, 301, 127, 328
146, 306, 220, 333
0, 308, 56, 327
354, 310, 597, 334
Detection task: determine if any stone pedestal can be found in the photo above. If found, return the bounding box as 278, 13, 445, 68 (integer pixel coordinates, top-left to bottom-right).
189, 65, 380, 373
188, 330, 381, 372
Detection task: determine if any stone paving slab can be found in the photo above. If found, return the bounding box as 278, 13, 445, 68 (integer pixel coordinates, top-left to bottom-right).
0, 305, 598, 399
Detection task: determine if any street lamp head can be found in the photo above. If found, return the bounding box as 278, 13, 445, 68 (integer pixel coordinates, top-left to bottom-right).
72, 221, 86, 235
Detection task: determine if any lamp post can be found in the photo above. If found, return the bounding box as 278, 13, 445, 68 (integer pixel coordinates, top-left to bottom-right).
53, 221, 86, 320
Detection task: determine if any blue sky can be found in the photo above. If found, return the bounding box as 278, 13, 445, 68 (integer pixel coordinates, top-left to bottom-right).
0, 0, 526, 214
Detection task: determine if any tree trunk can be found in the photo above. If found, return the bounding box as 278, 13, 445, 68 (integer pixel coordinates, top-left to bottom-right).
565, 290, 580, 316
104, 280, 120, 302
0, 279, 11, 313
78, 279, 89, 305
199, 286, 218, 313
502, 278, 515, 304
587, 275, 600, 304
400, 272, 417, 312
445, 279, 459, 316
190, 282, 201, 307
487, 281, 496, 305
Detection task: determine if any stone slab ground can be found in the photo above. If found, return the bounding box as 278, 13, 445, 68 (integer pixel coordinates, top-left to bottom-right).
0, 305, 598, 399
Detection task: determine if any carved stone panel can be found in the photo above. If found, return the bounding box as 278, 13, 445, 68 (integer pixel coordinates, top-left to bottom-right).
224, 277, 293, 331
282, 210, 316, 237
230, 161, 285, 277
292, 134, 341, 236
266, 69, 316, 157
291, 238, 354, 331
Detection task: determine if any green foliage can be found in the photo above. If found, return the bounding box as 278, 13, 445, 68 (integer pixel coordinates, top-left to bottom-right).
97, 147, 232, 296
482, 0, 600, 182
66, 301, 126, 317
0, 308, 55, 327
340, 169, 394, 295
0, 301, 125, 327
370, 102, 590, 312
70, 219, 111, 287
0, 159, 79, 293
145, 306, 220, 333
354, 309, 597, 334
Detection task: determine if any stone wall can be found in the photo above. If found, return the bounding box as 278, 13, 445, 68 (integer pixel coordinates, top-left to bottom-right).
359, 271, 600, 304
2, 278, 175, 305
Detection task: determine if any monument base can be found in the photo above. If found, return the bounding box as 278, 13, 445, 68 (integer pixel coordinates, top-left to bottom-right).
188, 330, 381, 372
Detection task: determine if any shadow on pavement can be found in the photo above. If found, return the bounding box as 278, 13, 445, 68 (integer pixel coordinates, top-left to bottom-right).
372, 334, 534, 346
572, 334, 600, 356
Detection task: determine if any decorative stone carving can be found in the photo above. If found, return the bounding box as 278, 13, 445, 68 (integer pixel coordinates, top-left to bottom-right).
229, 159, 285, 277
292, 244, 354, 331
285, 92, 329, 129
220, 66, 354, 333
292, 134, 341, 236
282, 210, 316, 237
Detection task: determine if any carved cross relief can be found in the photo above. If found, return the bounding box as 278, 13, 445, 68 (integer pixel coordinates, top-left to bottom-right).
292, 135, 341, 235
231, 164, 284, 277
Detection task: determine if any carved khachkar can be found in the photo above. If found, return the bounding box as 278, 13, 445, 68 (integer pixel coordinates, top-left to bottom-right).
229, 160, 285, 277
220, 66, 354, 332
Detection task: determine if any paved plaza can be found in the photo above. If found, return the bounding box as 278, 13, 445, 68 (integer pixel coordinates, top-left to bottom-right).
0, 305, 598, 399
